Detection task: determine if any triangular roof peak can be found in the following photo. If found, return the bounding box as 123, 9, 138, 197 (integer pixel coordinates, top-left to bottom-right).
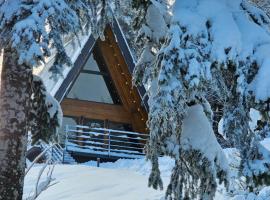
54, 18, 147, 111
50, 18, 148, 133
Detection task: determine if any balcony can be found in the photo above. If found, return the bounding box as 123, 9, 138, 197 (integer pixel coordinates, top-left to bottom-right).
64, 125, 149, 162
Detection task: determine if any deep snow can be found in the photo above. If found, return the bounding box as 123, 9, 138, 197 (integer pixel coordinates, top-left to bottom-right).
23, 161, 169, 200
24, 157, 230, 200
24, 151, 270, 200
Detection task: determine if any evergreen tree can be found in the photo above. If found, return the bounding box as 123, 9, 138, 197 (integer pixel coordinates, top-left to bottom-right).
0, 1, 122, 198
133, 0, 270, 199
251, 0, 270, 15
0, 0, 94, 199
29, 75, 63, 144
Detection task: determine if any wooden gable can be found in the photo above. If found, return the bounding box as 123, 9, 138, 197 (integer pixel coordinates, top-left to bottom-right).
56, 23, 148, 133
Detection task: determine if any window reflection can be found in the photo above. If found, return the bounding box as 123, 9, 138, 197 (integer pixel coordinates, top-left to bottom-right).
66, 46, 121, 104
67, 73, 114, 104
83, 54, 100, 72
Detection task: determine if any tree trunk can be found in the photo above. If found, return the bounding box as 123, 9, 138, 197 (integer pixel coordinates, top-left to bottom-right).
0, 47, 31, 200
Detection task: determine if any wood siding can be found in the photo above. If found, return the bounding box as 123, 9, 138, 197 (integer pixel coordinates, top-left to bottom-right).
62, 99, 132, 124
96, 26, 148, 133
60, 26, 148, 133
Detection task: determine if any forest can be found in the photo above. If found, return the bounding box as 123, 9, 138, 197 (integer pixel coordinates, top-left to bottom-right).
1, 0, 270, 200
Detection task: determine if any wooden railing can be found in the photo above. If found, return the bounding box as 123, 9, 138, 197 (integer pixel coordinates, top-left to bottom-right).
65, 125, 149, 159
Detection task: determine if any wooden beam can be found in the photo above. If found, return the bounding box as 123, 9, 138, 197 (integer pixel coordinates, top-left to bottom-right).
96, 26, 148, 133
60, 25, 148, 133
61, 99, 132, 124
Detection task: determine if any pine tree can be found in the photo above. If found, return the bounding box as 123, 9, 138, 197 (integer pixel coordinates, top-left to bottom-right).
0, 0, 94, 199
133, 0, 270, 199
29, 75, 63, 145
251, 0, 270, 15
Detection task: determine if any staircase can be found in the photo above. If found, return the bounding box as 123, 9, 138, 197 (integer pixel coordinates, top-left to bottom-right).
63, 149, 77, 164
40, 142, 76, 164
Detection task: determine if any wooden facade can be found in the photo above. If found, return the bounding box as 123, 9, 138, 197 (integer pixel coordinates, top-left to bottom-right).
94, 27, 147, 132
55, 22, 148, 135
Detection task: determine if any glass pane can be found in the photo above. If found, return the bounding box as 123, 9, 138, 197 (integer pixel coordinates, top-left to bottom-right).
83, 118, 104, 128
108, 121, 133, 132
67, 73, 114, 104
83, 54, 100, 71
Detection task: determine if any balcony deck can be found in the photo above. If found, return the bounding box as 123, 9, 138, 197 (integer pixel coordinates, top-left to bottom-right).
64, 125, 149, 162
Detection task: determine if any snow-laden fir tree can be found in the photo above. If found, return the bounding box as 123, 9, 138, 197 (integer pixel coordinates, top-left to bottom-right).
88, 0, 115, 41
251, 0, 270, 16
29, 75, 63, 144
0, 0, 104, 199
0, 0, 121, 198
114, 0, 140, 59
133, 0, 270, 199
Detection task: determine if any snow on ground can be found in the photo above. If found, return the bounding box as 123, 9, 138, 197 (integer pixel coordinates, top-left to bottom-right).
24, 157, 173, 200
84, 156, 175, 178
24, 147, 270, 200
24, 156, 227, 200
24, 157, 230, 200
24, 165, 166, 200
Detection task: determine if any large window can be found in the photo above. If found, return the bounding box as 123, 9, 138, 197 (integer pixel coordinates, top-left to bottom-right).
61, 116, 133, 131
66, 46, 121, 104
60, 116, 133, 141
67, 73, 115, 103
83, 54, 100, 71
108, 121, 133, 132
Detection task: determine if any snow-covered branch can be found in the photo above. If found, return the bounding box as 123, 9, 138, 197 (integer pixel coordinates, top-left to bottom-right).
133, 0, 270, 198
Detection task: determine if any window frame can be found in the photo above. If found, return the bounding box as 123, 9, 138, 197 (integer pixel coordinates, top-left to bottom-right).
65, 43, 122, 105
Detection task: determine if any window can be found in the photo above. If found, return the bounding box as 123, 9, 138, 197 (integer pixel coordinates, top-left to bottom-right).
108, 121, 133, 132
83, 54, 100, 72
67, 73, 114, 104
66, 45, 121, 104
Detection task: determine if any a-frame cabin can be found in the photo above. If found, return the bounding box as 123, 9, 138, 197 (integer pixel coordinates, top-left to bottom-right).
44, 19, 149, 162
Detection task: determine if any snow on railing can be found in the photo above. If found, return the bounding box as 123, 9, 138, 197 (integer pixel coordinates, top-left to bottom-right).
65, 125, 149, 159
